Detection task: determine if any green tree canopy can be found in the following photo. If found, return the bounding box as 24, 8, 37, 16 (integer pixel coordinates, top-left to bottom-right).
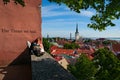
68, 48, 120, 80
63, 43, 80, 49
49, 0, 120, 31
84, 38, 92, 44
102, 40, 111, 45
93, 48, 120, 80
42, 38, 51, 53
68, 54, 97, 80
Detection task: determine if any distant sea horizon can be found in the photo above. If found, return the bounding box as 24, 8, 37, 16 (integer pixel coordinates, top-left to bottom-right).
44, 36, 120, 41
68, 37, 120, 41
84, 37, 120, 41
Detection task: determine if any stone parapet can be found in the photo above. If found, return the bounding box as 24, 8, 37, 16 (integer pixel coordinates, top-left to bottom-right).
31, 52, 77, 80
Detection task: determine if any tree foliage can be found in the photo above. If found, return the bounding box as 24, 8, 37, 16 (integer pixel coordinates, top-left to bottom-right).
84, 38, 92, 44
42, 38, 51, 53
49, 0, 120, 31
102, 40, 111, 45
68, 54, 97, 80
64, 43, 80, 49
93, 48, 120, 80
3, 0, 25, 6
68, 48, 120, 80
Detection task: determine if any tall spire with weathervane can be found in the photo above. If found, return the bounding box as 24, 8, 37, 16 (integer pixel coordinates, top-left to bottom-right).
70, 33, 72, 40
75, 23, 80, 41
76, 23, 78, 33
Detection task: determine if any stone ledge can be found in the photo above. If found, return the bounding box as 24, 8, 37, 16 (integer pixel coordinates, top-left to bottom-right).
31, 52, 77, 80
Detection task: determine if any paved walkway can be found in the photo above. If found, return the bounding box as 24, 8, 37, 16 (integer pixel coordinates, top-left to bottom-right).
31, 52, 77, 80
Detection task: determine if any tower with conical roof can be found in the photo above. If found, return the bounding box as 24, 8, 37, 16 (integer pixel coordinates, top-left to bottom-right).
75, 23, 80, 41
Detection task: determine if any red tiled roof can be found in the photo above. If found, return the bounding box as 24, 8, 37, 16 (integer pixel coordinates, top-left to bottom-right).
57, 40, 69, 45
50, 45, 58, 52
112, 44, 120, 52
98, 45, 104, 48
77, 49, 93, 54
51, 49, 74, 55
54, 56, 62, 61
51, 48, 94, 56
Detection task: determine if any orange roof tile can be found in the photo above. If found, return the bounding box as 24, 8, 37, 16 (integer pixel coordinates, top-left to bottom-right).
112, 44, 120, 52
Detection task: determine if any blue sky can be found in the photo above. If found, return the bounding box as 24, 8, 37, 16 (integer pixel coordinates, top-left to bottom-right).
42, 0, 120, 38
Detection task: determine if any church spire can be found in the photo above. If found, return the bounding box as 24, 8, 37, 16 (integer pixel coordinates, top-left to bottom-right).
70, 33, 72, 40
75, 23, 80, 41
76, 23, 78, 33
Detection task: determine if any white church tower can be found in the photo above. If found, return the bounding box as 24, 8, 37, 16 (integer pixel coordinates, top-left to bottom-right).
75, 24, 80, 41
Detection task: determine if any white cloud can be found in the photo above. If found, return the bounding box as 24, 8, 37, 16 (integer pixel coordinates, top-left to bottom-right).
80, 10, 95, 17
42, 5, 95, 17
42, 5, 70, 17
42, 5, 120, 38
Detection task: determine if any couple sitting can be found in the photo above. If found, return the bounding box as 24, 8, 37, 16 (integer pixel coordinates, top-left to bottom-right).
27, 38, 45, 56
